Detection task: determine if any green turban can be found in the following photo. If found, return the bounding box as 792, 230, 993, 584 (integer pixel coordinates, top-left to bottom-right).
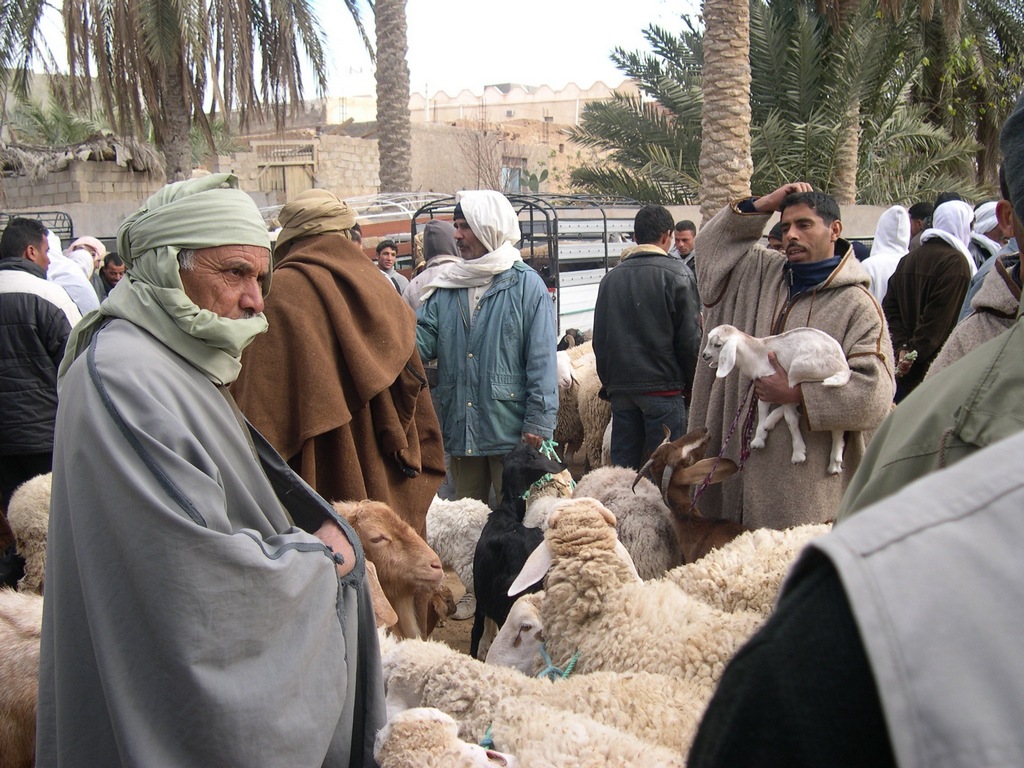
60, 173, 273, 387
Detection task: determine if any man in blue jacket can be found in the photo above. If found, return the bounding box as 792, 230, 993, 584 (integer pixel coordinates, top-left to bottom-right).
416, 190, 559, 506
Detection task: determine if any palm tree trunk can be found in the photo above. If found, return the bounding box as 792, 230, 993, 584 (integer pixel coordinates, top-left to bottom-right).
833, 97, 859, 204
375, 0, 413, 192
158, 62, 194, 183
699, 0, 753, 223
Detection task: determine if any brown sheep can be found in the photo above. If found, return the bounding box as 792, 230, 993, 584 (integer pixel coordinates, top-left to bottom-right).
0, 588, 43, 768
636, 427, 747, 564
332, 500, 447, 640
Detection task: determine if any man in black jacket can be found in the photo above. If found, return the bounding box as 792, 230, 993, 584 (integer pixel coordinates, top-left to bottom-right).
593, 205, 702, 469
0, 217, 81, 544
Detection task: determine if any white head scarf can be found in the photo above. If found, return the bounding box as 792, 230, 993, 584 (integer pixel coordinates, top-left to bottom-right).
921, 200, 976, 276
419, 190, 523, 301
870, 205, 910, 260
973, 201, 999, 236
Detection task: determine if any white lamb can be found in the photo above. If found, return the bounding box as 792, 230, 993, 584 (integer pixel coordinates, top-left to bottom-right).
382, 637, 707, 758
702, 323, 851, 473
510, 498, 763, 694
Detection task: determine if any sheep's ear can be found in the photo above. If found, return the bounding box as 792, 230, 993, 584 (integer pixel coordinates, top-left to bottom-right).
615, 541, 643, 582
365, 560, 398, 629
508, 540, 552, 596
672, 457, 739, 486
716, 337, 738, 378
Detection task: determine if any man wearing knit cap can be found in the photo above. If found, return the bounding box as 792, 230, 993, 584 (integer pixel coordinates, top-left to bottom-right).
39, 175, 385, 766
232, 188, 445, 543
691, 95, 1024, 767
416, 190, 558, 505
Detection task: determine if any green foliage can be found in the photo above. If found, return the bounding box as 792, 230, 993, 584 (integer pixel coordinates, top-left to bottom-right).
521, 167, 548, 193
569, 0, 998, 205
9, 99, 109, 145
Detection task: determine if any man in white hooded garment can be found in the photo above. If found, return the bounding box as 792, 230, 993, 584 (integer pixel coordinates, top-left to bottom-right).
37, 173, 385, 767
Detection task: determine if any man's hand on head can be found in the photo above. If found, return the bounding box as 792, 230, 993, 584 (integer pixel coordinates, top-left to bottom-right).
753, 182, 815, 214
753, 352, 802, 404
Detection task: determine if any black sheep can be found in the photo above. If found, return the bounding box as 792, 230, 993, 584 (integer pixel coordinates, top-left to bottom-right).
469, 443, 566, 659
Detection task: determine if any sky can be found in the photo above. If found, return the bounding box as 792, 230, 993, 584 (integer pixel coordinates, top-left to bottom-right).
319, 0, 699, 98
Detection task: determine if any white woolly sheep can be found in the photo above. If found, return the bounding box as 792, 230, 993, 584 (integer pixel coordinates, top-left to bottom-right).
553, 342, 610, 471
571, 466, 682, 580
333, 500, 447, 639
483, 592, 545, 673
0, 588, 43, 768
6, 473, 51, 594
374, 707, 517, 768
382, 637, 707, 759
665, 522, 830, 615
426, 495, 491, 597
702, 324, 851, 473
376, 703, 684, 768
510, 498, 763, 693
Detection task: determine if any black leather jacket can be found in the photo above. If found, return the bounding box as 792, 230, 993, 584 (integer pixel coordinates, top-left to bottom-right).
592, 246, 702, 398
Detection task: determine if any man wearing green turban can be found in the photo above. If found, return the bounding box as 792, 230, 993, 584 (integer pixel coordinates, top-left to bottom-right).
38, 174, 385, 767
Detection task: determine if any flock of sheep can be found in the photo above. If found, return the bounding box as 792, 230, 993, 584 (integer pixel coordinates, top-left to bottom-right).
1, 335, 837, 767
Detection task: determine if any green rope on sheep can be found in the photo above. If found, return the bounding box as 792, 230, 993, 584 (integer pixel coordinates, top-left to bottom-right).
479, 724, 495, 749
536, 643, 582, 681
520, 439, 577, 501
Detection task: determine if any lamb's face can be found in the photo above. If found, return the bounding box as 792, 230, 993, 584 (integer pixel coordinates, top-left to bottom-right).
702, 326, 731, 367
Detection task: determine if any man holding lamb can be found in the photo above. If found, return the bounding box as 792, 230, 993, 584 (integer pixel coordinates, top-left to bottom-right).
689, 183, 895, 528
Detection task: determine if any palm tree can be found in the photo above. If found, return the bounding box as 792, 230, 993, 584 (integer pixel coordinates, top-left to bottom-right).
568, 0, 989, 205
0, 0, 367, 181
699, 0, 753, 221
374, 0, 412, 192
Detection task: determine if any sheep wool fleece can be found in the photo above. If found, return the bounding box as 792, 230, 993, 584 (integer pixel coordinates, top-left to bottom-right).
689, 203, 895, 529
37, 319, 385, 767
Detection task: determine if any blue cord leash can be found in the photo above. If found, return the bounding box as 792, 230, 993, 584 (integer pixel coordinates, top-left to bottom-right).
536, 643, 581, 681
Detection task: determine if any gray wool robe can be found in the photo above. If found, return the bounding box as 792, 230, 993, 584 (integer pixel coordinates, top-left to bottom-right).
689, 204, 895, 529
37, 319, 385, 767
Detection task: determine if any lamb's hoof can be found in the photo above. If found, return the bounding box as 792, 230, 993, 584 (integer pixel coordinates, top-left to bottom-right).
828, 461, 843, 475
751, 436, 766, 449
791, 452, 807, 464
452, 592, 476, 621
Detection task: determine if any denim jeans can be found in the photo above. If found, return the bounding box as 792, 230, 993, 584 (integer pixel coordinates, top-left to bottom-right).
609, 393, 688, 470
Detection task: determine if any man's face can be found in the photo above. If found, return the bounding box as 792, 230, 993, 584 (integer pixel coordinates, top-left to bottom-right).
674, 229, 695, 256
178, 244, 270, 320
101, 261, 126, 286
454, 218, 488, 260
780, 203, 842, 264
377, 246, 398, 271
909, 218, 926, 238
26, 236, 49, 270
767, 235, 784, 252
